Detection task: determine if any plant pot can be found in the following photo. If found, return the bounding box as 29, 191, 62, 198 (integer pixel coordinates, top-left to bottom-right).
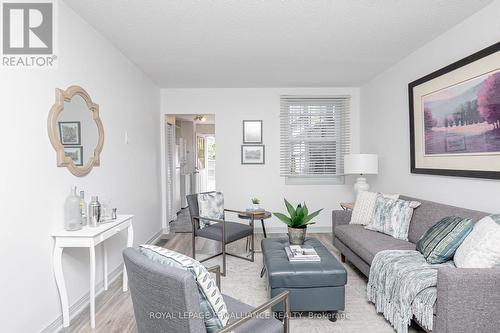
252, 203, 260, 211
288, 226, 307, 245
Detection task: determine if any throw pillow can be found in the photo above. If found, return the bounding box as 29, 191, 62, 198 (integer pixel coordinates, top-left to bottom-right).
350, 191, 399, 225
416, 216, 474, 264
139, 245, 229, 332
454, 214, 500, 268
366, 194, 421, 241
198, 192, 224, 229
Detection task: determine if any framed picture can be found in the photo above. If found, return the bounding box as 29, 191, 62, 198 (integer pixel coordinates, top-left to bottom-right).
58, 121, 81, 145
64, 146, 84, 166
409, 42, 500, 179
243, 120, 263, 144
241, 145, 265, 164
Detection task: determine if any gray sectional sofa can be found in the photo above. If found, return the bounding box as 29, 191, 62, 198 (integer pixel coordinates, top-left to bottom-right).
332, 195, 500, 333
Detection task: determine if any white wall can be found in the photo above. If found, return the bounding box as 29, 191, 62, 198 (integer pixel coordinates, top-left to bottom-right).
360, 0, 500, 213
161, 87, 360, 232
0, 2, 162, 332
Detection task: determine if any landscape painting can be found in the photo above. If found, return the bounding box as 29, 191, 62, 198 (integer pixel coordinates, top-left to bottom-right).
423, 70, 500, 155
409, 41, 500, 179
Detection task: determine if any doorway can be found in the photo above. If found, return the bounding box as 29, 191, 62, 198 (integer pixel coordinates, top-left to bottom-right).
163, 114, 216, 231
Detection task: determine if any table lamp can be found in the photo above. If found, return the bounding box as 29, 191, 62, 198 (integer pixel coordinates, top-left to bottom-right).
344, 154, 378, 194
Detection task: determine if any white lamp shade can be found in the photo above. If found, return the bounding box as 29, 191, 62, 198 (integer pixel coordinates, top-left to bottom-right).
344, 154, 378, 175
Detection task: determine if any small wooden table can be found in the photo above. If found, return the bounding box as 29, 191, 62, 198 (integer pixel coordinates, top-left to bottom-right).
340, 202, 354, 211
238, 211, 272, 238
51, 215, 134, 328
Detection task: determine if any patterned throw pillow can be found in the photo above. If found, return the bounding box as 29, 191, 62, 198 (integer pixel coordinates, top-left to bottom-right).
366, 194, 421, 241
454, 214, 500, 268
198, 192, 224, 229
350, 191, 399, 225
139, 245, 229, 332
416, 216, 474, 264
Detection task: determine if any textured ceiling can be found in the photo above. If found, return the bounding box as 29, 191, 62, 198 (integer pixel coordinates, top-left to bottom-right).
64, 0, 494, 88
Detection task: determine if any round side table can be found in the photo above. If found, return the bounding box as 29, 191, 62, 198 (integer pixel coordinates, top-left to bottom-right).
238, 211, 272, 238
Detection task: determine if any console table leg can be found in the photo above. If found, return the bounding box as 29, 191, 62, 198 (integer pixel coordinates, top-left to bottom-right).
261, 219, 267, 238
123, 223, 134, 292
89, 246, 96, 328
53, 245, 69, 327
103, 242, 108, 291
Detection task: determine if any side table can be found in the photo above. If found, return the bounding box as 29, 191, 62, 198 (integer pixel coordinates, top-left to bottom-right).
238, 211, 272, 238
340, 202, 354, 211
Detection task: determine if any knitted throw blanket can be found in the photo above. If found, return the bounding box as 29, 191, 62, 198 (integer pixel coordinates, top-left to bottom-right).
367, 250, 454, 333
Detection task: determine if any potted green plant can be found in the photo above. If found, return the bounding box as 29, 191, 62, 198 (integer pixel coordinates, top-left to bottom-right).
274, 199, 323, 245
251, 197, 261, 211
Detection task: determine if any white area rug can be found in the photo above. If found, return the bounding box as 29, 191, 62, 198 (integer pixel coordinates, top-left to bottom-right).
198, 252, 423, 333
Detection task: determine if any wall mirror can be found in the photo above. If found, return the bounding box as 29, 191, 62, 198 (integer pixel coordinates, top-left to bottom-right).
48, 85, 104, 177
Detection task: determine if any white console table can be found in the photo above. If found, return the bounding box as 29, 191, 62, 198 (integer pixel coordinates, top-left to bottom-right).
51, 215, 134, 328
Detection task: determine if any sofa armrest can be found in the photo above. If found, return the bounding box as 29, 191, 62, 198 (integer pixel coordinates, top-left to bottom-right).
435, 267, 500, 333
332, 210, 352, 239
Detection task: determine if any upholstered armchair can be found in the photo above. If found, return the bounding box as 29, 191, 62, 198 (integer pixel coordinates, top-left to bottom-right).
123, 248, 290, 333
187, 192, 256, 276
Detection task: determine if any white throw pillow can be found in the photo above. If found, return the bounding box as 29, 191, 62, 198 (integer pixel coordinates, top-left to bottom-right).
350, 192, 399, 225
454, 214, 500, 268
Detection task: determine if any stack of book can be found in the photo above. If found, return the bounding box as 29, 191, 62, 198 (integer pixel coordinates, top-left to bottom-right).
285, 245, 321, 262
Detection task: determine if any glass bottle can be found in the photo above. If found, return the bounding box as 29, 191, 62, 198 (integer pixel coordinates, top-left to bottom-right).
64, 187, 82, 231
80, 191, 88, 226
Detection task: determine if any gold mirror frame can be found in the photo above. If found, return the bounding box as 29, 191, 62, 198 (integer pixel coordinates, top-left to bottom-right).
48, 85, 104, 177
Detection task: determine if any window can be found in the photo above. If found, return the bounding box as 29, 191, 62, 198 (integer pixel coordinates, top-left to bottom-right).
280, 96, 351, 184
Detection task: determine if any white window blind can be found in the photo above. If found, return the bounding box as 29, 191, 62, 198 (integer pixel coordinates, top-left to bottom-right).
280, 96, 351, 180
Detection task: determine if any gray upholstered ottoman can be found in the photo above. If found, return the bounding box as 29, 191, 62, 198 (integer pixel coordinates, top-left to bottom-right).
262, 237, 347, 318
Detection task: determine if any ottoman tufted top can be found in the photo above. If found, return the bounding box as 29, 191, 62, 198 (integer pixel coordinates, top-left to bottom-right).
262, 237, 347, 288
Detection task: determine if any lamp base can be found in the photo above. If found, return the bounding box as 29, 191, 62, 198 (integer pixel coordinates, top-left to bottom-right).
354, 177, 370, 195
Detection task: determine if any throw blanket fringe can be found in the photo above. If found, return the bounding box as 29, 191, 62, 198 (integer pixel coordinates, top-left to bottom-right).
367, 250, 454, 333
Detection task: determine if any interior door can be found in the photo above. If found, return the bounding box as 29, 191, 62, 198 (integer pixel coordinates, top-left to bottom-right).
196, 134, 207, 193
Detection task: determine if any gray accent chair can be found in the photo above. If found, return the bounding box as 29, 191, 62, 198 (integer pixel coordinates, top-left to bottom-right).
187, 192, 255, 276
123, 248, 290, 333
332, 195, 500, 333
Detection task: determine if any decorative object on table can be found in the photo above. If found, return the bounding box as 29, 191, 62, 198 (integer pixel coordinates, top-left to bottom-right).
79, 190, 87, 226
344, 154, 378, 194
58, 121, 81, 145
243, 120, 263, 144
349, 191, 399, 225
64, 186, 82, 231
454, 214, 500, 268
63, 146, 83, 166
111, 208, 118, 220
409, 42, 500, 180
241, 144, 265, 164
416, 216, 473, 264
251, 197, 261, 210
274, 199, 323, 245
88, 196, 102, 227
285, 245, 320, 262
48, 85, 104, 177
365, 194, 421, 241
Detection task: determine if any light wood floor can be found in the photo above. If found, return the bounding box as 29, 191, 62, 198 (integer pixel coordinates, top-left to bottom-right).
63, 232, 308, 333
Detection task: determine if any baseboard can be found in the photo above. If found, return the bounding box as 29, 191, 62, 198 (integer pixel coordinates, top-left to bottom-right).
41, 230, 163, 333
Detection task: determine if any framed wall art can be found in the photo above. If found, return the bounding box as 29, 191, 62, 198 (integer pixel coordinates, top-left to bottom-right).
409, 42, 500, 179
241, 145, 265, 164
58, 121, 81, 145
243, 120, 263, 144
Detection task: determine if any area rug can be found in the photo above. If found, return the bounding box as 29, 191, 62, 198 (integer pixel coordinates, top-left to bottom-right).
197, 251, 423, 333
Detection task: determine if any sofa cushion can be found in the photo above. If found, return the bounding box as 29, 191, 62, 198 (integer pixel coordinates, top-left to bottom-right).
400, 195, 487, 244
366, 195, 421, 241
350, 191, 399, 225
454, 214, 500, 268
416, 216, 473, 264
335, 224, 415, 264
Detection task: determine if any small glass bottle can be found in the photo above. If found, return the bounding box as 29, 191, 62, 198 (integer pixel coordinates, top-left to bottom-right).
64, 187, 82, 231
80, 191, 88, 226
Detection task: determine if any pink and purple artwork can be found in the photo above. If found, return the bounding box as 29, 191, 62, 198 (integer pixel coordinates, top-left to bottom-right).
423, 70, 500, 155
